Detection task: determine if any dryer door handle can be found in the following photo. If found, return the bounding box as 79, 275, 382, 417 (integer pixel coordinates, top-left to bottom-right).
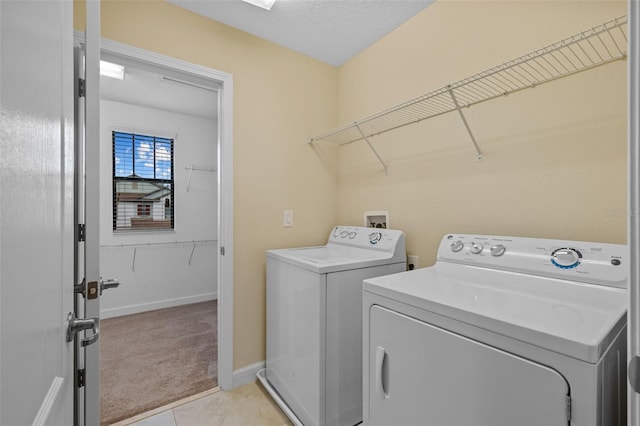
375, 346, 389, 399
629, 356, 640, 394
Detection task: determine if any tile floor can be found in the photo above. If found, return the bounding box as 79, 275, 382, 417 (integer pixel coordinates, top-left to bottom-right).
114, 381, 292, 426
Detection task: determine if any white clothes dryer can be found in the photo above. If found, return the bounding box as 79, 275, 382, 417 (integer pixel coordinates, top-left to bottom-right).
363, 234, 627, 426
258, 226, 406, 426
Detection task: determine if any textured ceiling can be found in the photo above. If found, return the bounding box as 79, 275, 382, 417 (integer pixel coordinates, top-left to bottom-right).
166, 0, 435, 66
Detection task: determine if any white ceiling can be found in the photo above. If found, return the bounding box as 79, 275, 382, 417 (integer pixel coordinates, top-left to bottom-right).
100, 59, 218, 119
166, 0, 435, 66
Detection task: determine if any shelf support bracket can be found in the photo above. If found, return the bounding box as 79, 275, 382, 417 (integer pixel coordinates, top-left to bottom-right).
448, 87, 483, 161
355, 124, 388, 174
188, 243, 196, 266
186, 165, 194, 192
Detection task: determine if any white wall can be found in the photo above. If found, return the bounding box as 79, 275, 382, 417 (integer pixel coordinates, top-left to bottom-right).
99, 99, 218, 318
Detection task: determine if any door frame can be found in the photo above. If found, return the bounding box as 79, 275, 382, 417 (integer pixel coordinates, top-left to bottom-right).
629, 0, 639, 422
73, 33, 234, 391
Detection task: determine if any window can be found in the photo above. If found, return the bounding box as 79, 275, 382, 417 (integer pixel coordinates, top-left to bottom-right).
137, 204, 151, 217
113, 131, 174, 231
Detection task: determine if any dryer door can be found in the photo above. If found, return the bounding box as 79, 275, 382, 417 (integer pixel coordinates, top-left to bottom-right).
367, 306, 570, 426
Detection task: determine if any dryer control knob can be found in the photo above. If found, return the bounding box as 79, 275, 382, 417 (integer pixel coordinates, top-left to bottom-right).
551, 248, 582, 269
469, 242, 483, 254
369, 232, 382, 245
450, 241, 464, 252
490, 244, 506, 257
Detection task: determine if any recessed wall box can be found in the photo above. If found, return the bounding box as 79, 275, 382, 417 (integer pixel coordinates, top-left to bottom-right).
364, 211, 389, 229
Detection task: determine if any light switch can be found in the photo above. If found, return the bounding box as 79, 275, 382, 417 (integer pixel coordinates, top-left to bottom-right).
283, 210, 293, 227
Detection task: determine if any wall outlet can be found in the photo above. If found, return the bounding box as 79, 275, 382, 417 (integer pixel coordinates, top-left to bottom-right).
283, 210, 293, 227
407, 255, 418, 270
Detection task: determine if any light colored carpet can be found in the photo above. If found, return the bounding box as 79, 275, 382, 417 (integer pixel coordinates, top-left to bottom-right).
100, 300, 218, 425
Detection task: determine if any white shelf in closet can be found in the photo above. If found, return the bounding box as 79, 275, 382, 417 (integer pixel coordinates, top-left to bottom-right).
308, 15, 628, 171
185, 164, 216, 192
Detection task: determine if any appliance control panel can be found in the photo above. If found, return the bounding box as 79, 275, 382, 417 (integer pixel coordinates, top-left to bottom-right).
329, 226, 405, 253
438, 234, 627, 288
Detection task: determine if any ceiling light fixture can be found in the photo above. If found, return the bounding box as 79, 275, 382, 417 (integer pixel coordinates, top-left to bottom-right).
241, 0, 276, 11
100, 60, 125, 80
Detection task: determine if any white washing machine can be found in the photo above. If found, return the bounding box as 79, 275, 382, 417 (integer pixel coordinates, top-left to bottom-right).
258, 226, 406, 426
362, 234, 627, 426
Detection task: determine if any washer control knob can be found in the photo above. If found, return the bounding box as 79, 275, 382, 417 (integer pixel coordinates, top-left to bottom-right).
450, 241, 464, 252
369, 232, 382, 245
469, 242, 483, 254
551, 248, 582, 269
340, 231, 349, 238
348, 231, 357, 239
490, 244, 506, 257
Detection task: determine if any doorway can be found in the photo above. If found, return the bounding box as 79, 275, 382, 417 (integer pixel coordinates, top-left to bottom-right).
101, 55, 217, 424
74, 32, 234, 423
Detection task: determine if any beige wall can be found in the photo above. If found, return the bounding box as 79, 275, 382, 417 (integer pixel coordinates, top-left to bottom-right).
75, 0, 339, 370
337, 0, 628, 268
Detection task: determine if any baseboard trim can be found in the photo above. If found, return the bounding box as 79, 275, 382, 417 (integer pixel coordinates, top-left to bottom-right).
101, 293, 217, 319
233, 361, 265, 388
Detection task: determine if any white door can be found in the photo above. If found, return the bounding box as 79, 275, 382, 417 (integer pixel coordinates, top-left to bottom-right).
629, 0, 640, 424
0, 0, 76, 425
367, 306, 570, 426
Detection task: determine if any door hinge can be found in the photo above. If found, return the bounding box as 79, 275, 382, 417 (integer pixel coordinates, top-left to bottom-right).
78, 224, 85, 242
220, 246, 225, 256
74, 279, 86, 298
565, 395, 572, 422
77, 369, 85, 388
78, 78, 86, 98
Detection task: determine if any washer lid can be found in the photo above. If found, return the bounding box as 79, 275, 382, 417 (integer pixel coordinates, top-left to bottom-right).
363, 261, 627, 363
267, 244, 401, 273
267, 226, 407, 273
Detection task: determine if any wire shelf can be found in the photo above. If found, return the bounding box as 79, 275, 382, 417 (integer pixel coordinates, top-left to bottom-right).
308, 15, 628, 152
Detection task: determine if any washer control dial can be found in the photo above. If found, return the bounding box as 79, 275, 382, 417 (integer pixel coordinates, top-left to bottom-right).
339, 231, 349, 238
348, 231, 357, 239
450, 241, 464, 252
551, 248, 582, 269
369, 232, 382, 245
469, 242, 483, 254
490, 244, 506, 257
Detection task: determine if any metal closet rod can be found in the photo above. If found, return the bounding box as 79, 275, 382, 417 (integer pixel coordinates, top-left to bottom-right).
101, 239, 217, 271
100, 239, 217, 249
185, 164, 216, 172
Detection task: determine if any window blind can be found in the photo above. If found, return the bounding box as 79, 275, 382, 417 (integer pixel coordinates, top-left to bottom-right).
112, 131, 174, 231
